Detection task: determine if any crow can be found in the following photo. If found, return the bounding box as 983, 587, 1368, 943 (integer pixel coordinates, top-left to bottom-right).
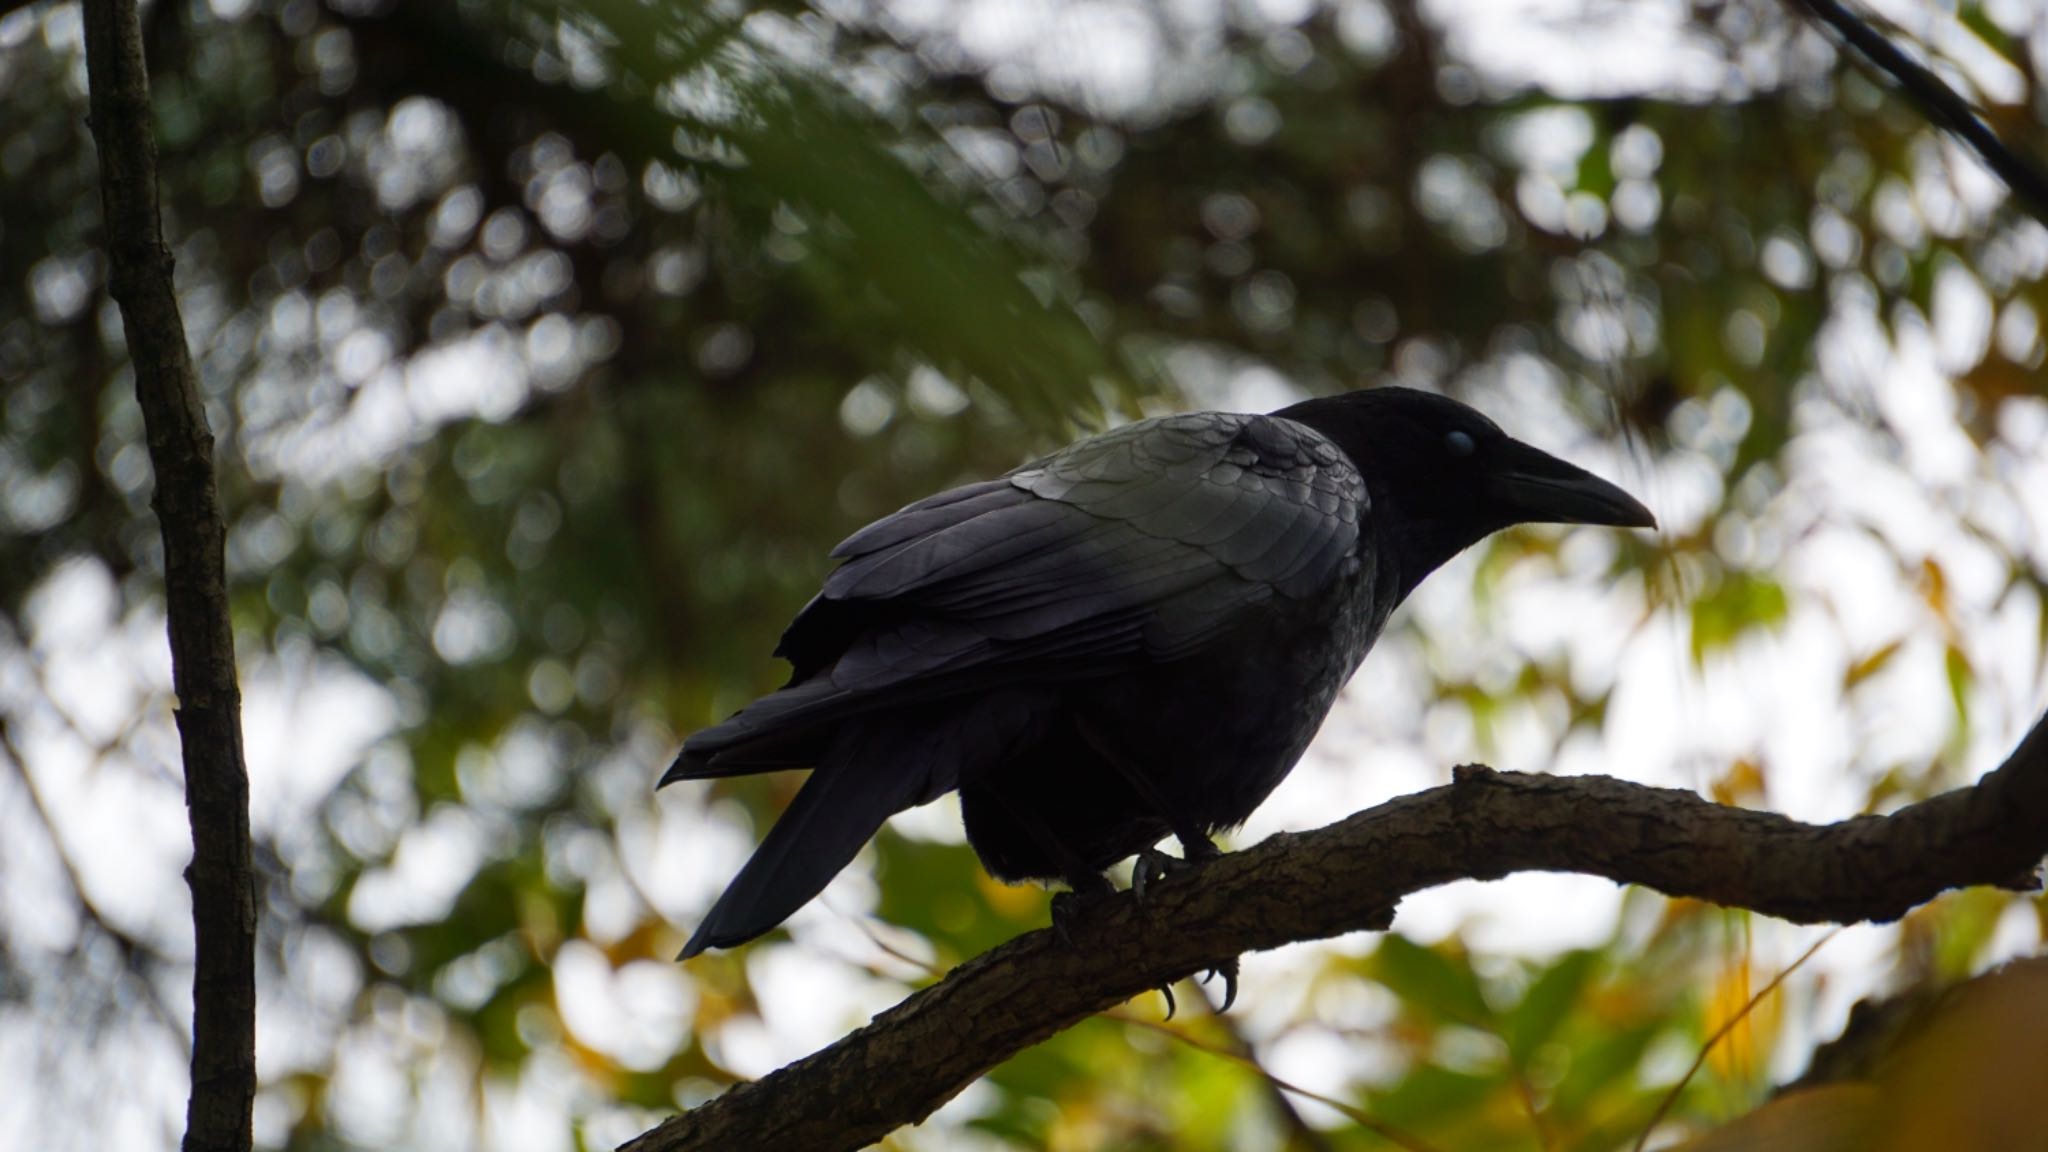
664, 386, 1654, 976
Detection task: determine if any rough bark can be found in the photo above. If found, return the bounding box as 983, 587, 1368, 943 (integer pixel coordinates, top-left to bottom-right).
81, 4, 256, 1151
623, 711, 2048, 1152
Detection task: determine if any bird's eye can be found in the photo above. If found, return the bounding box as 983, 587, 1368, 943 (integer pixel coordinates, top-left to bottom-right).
1444, 430, 1476, 458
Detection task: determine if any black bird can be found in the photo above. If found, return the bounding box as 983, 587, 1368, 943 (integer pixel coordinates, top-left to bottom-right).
664, 387, 1653, 966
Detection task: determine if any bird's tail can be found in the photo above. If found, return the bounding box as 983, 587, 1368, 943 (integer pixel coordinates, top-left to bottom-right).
677, 718, 944, 958
674, 690, 1053, 958
662, 677, 878, 784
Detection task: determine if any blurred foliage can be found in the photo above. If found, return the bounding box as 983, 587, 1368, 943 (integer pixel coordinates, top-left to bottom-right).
2, 0, 2046, 1148
1675, 956, 2048, 1152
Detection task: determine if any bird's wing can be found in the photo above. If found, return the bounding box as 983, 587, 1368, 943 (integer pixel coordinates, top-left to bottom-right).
842, 411, 1360, 639
678, 412, 1366, 770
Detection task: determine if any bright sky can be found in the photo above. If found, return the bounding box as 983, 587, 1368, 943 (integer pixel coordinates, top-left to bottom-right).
4, 0, 2046, 1148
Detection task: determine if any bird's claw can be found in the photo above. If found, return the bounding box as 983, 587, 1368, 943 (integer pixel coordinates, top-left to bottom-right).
1130, 847, 1188, 905
1200, 957, 1241, 1013
1157, 958, 1239, 1020
1131, 835, 1222, 901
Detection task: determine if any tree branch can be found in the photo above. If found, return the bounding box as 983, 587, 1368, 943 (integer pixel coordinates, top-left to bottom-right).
0, 717, 192, 1052
81, 3, 256, 1151
1788, 0, 2048, 225
624, 710, 2048, 1152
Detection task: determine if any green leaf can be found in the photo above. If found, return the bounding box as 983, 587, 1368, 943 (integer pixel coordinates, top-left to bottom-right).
1506, 949, 1600, 1064
1550, 1019, 1665, 1118
1945, 642, 1973, 738
1930, 888, 2013, 981
1374, 934, 1496, 1027
1690, 570, 1789, 662
872, 832, 1034, 959
1367, 1062, 1506, 1131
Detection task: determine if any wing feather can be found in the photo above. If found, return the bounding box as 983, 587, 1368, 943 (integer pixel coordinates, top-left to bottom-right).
735, 411, 1366, 742
828, 479, 1020, 559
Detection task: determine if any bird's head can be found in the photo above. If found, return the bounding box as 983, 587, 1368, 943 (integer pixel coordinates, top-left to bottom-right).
1275, 386, 1655, 599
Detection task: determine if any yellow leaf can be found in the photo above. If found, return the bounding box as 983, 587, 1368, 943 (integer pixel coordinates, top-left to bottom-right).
1919, 558, 1951, 626
1842, 639, 1904, 691
1711, 758, 1766, 806
977, 870, 1049, 920
1705, 955, 1781, 1085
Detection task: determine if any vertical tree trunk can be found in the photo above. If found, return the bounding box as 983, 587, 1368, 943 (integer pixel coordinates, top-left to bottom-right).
80, 4, 257, 1150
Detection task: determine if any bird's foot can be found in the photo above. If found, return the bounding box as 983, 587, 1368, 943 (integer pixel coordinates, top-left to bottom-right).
1127, 837, 1238, 1014
1130, 835, 1221, 904
1048, 892, 1085, 946
1050, 875, 1116, 947
1129, 847, 1182, 905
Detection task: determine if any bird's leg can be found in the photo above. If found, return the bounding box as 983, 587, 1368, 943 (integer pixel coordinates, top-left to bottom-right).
1048, 869, 1187, 1018
977, 781, 1114, 946
1075, 717, 1227, 900
1130, 832, 1222, 903
1128, 834, 1237, 1010
1174, 828, 1238, 1008
1049, 871, 1115, 947
1075, 723, 1245, 1009
1011, 724, 1242, 1011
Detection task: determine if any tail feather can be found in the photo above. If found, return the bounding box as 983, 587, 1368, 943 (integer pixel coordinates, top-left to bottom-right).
660, 725, 824, 785
676, 690, 1055, 958
661, 679, 851, 786
678, 721, 936, 958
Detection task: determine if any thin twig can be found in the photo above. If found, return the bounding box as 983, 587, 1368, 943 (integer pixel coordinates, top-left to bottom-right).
1190, 988, 1340, 1152
0, 716, 190, 1050
1630, 929, 1841, 1152
841, 907, 947, 980
1790, 0, 2048, 224
1108, 1009, 1445, 1152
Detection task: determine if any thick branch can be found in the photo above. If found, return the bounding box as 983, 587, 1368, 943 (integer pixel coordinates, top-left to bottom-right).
81, 4, 256, 1152
625, 710, 2048, 1152
1790, 0, 2048, 225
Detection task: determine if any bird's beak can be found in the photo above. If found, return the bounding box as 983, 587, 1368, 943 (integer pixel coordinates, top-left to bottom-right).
1490, 440, 1656, 529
